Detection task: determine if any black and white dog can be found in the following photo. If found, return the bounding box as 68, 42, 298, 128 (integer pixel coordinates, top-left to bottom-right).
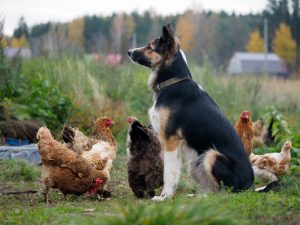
128, 24, 254, 201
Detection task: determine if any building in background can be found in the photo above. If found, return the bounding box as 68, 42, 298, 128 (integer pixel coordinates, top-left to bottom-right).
227, 52, 287, 77
4, 47, 31, 59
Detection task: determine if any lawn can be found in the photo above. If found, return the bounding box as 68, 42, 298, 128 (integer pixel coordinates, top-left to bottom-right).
0, 151, 299, 225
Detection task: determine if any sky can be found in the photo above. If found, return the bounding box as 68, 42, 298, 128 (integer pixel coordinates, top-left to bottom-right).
0, 0, 268, 35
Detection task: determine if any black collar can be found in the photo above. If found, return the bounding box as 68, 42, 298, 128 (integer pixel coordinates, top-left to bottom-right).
153, 77, 189, 93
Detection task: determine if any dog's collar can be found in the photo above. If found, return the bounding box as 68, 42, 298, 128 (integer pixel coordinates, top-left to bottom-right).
153, 77, 189, 93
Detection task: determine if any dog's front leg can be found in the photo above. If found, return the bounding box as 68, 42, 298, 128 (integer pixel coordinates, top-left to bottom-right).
152, 148, 181, 201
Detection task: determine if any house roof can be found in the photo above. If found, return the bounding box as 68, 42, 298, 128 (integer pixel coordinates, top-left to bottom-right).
4, 48, 31, 58
232, 52, 281, 61
228, 52, 287, 75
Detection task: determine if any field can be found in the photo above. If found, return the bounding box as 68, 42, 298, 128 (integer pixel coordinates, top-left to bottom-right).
1, 58, 300, 225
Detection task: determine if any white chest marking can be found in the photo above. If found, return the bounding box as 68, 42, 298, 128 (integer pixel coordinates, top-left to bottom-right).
148, 103, 160, 134
148, 70, 158, 88
180, 49, 188, 65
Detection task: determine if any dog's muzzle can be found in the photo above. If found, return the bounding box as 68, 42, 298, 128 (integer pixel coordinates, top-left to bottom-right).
127, 49, 134, 58
127, 48, 151, 68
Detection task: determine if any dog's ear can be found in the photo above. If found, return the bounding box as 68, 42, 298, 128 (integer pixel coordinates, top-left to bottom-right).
160, 24, 177, 59
161, 24, 174, 43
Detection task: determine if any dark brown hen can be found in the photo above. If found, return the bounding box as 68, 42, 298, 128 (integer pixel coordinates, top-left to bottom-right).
126, 117, 163, 198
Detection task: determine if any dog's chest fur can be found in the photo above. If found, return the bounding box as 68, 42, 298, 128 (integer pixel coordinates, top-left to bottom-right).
148, 101, 161, 134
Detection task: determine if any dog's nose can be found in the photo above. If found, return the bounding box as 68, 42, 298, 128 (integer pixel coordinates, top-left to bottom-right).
127, 49, 133, 57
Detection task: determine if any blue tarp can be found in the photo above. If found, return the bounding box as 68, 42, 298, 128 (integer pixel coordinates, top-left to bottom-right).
0, 144, 41, 164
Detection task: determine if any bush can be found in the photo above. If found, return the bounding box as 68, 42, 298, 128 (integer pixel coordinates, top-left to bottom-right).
19, 74, 73, 130
0, 21, 23, 101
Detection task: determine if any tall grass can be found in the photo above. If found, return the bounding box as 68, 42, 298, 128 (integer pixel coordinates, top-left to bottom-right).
18, 58, 300, 152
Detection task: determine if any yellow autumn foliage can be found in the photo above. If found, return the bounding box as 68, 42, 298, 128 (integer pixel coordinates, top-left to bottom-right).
245, 30, 264, 52
0, 36, 9, 47
11, 35, 29, 48
272, 23, 297, 64
175, 10, 198, 51
68, 17, 84, 46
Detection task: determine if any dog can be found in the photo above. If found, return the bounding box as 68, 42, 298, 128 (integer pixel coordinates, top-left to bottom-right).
128, 24, 254, 201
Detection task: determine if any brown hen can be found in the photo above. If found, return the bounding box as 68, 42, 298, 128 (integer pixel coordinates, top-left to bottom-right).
62, 116, 117, 198
235, 111, 254, 156
250, 141, 292, 182
37, 127, 108, 202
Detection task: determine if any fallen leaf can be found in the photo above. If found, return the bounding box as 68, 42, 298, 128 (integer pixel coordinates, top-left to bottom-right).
84, 208, 96, 213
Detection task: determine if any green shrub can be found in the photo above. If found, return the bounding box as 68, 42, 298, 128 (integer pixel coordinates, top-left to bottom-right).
263, 106, 292, 144
0, 21, 23, 101
20, 74, 73, 130
291, 133, 300, 165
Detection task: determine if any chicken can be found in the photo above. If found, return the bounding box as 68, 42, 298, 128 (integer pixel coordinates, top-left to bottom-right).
235, 111, 254, 156
250, 141, 292, 182
252, 118, 273, 148
126, 117, 163, 198
252, 119, 267, 148
37, 127, 108, 202
91, 116, 117, 153
62, 125, 111, 171
62, 117, 117, 197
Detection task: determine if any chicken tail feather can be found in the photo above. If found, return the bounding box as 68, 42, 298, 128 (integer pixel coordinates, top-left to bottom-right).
62, 125, 75, 143
37, 127, 53, 141
255, 181, 286, 192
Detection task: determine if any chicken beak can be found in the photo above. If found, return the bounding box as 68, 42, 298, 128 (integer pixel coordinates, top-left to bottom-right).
127, 117, 136, 124
105, 119, 115, 127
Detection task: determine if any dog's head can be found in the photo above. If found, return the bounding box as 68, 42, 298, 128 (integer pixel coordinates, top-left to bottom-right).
127, 24, 179, 69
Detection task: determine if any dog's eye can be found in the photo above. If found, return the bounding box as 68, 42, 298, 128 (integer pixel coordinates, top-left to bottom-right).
146, 46, 153, 52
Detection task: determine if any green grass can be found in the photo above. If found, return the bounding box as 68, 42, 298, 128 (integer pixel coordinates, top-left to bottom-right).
0, 159, 40, 182
0, 154, 299, 225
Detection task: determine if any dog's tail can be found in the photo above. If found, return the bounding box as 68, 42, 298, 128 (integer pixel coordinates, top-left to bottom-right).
255, 181, 285, 193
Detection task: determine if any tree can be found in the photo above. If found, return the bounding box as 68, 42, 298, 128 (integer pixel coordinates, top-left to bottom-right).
31, 22, 51, 38
68, 17, 84, 46
13, 17, 29, 39
131, 11, 152, 46
291, 0, 300, 65
245, 30, 264, 52
272, 23, 297, 65
12, 17, 29, 49
175, 10, 198, 51
83, 15, 111, 53
110, 13, 135, 54
264, 0, 291, 51
0, 35, 8, 47
11, 35, 29, 48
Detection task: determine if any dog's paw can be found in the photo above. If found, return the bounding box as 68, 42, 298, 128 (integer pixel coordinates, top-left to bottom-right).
152, 196, 166, 201
186, 193, 207, 198
186, 194, 195, 198
152, 193, 169, 202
